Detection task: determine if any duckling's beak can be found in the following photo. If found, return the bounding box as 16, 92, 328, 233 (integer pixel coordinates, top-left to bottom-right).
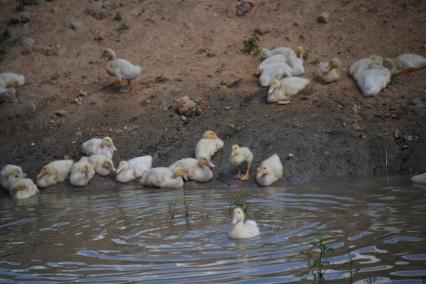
231, 150, 238, 157
268, 86, 276, 94
111, 164, 116, 172
183, 176, 189, 182
36, 171, 44, 178
257, 168, 267, 177
116, 166, 123, 174
231, 216, 239, 225
111, 144, 117, 151
207, 160, 215, 168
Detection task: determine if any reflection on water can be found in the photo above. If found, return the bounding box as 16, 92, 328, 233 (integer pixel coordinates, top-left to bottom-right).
0, 177, 425, 283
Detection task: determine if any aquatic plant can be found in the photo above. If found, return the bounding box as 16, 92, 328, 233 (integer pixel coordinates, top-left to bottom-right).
305, 235, 334, 282
183, 199, 190, 218
241, 33, 261, 57
168, 201, 176, 219
228, 197, 248, 215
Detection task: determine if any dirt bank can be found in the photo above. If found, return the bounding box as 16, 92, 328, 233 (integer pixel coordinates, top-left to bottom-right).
0, 0, 425, 187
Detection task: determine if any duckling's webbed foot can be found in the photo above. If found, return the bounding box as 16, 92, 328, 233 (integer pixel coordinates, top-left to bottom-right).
108, 79, 122, 87
277, 100, 291, 105
234, 168, 241, 179
120, 80, 133, 93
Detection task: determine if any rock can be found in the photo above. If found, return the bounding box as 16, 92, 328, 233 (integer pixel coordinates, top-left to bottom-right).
20, 35, 34, 47
65, 21, 83, 31
10, 12, 32, 25
85, 3, 113, 20
180, 115, 187, 121
55, 109, 67, 117
0, 88, 18, 104
318, 11, 329, 23
236, 1, 254, 17
23, 0, 39, 5
254, 25, 271, 35
176, 96, 196, 115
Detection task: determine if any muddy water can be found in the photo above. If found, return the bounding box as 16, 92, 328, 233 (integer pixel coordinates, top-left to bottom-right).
0, 177, 425, 283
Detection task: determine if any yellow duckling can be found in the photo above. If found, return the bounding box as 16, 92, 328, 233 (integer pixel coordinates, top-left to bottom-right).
101, 48, 142, 93
115, 155, 153, 183
267, 77, 310, 104
315, 58, 342, 83
9, 178, 39, 200
81, 137, 117, 159
355, 57, 394, 97
256, 154, 283, 187
0, 164, 25, 190
69, 157, 95, 187
169, 157, 215, 183
139, 167, 188, 189
229, 145, 254, 181
195, 130, 224, 160
88, 154, 116, 176
36, 159, 74, 188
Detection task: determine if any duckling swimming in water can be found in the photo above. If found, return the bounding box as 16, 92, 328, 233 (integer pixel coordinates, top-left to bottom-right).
228, 207, 260, 239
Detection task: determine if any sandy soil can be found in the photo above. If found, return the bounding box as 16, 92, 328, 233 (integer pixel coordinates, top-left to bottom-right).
0, 0, 425, 187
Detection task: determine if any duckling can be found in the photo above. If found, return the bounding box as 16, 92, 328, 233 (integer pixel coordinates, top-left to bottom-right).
228, 207, 260, 239
101, 48, 142, 93
36, 159, 74, 188
262, 46, 305, 75
315, 58, 342, 83
259, 61, 294, 86
392, 53, 426, 75
88, 154, 115, 176
355, 57, 394, 97
257, 54, 287, 75
229, 145, 254, 181
8, 178, 39, 200
0, 164, 25, 190
267, 77, 310, 104
350, 54, 383, 79
81, 137, 116, 159
195, 130, 224, 160
169, 157, 215, 183
411, 172, 426, 183
256, 154, 283, 187
69, 157, 95, 187
115, 155, 153, 183
0, 72, 25, 88
139, 167, 188, 189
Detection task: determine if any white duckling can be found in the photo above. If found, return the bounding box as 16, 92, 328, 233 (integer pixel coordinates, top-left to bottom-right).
350, 54, 383, 79
315, 58, 342, 83
411, 172, 426, 183
139, 167, 188, 189
392, 53, 426, 75
259, 61, 294, 87
0, 72, 25, 88
195, 130, 224, 160
1, 164, 25, 190
256, 154, 283, 187
262, 46, 305, 75
36, 159, 74, 188
169, 157, 215, 183
81, 137, 116, 159
228, 207, 260, 239
88, 154, 115, 176
115, 155, 153, 183
69, 157, 95, 187
101, 48, 142, 93
267, 77, 310, 104
8, 178, 39, 200
257, 54, 287, 75
355, 57, 394, 97
229, 145, 254, 181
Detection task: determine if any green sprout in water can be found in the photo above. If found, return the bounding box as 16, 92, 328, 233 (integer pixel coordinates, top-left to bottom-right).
228, 197, 248, 215
305, 235, 335, 282
241, 33, 261, 57
183, 199, 190, 218
168, 201, 176, 219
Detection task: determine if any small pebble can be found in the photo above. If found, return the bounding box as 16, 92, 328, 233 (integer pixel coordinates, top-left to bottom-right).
318, 11, 329, 23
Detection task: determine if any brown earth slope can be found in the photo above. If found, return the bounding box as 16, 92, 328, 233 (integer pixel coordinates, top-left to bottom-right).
0, 0, 425, 186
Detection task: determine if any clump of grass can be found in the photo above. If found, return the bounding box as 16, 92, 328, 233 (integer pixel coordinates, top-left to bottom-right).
113, 11, 123, 21
94, 36, 104, 43
154, 75, 169, 83
241, 33, 261, 57
305, 235, 335, 281
196, 48, 216, 58
16, 0, 24, 11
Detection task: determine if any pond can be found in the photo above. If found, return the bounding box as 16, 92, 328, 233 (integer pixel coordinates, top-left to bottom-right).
0, 177, 425, 283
